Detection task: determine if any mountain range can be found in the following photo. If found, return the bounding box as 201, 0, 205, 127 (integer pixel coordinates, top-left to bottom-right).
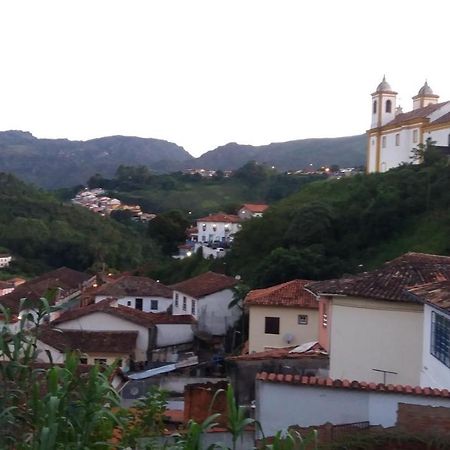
0, 130, 366, 189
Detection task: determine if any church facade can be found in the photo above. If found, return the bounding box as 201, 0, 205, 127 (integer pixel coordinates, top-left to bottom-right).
367, 77, 450, 173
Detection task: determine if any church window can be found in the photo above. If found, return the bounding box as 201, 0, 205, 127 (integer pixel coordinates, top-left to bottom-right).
386, 100, 392, 113
413, 129, 418, 144
395, 134, 400, 146
382, 136, 386, 148
448, 134, 450, 147
373, 100, 377, 114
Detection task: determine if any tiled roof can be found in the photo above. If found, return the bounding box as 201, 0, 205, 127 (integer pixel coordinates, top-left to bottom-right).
93, 275, 172, 299
408, 280, 450, 312
196, 213, 241, 223
430, 111, 450, 126
240, 204, 269, 213
245, 279, 318, 309
38, 327, 138, 354
308, 252, 450, 303
228, 342, 327, 361
256, 373, 450, 399
383, 102, 449, 128
0, 267, 93, 314
0, 280, 13, 289
52, 299, 195, 327
170, 271, 238, 298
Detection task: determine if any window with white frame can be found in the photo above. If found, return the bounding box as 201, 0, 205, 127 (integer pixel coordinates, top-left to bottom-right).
413, 129, 418, 143
191, 300, 196, 315
298, 315, 308, 325
182, 296, 187, 311
150, 299, 158, 311
431, 311, 450, 367
382, 136, 386, 148
395, 134, 400, 146
175, 293, 179, 307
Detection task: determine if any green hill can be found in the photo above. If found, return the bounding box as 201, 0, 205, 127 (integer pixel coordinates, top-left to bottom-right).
226, 158, 450, 288
0, 173, 158, 276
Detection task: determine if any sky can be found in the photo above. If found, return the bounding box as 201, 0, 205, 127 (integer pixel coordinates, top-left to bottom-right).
1, 0, 450, 157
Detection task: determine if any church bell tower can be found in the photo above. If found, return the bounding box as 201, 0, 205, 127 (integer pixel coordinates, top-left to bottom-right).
371, 76, 397, 129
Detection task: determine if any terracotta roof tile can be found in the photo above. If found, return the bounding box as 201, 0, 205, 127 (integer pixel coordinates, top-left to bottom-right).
52, 299, 194, 327
93, 275, 172, 299
430, 111, 450, 126
240, 204, 269, 213
38, 327, 138, 354
245, 279, 318, 309
308, 252, 450, 303
170, 271, 238, 298
256, 373, 450, 399
383, 102, 450, 128
196, 213, 241, 223
408, 280, 450, 312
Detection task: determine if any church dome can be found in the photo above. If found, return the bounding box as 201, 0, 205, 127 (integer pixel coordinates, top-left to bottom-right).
417, 81, 434, 96
376, 75, 392, 92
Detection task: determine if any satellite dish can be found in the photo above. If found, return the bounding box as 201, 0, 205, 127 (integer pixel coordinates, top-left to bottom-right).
283, 333, 295, 344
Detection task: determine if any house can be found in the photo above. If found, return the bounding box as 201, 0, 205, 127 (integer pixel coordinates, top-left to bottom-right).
237, 204, 268, 220
307, 252, 450, 386
36, 327, 138, 370
51, 298, 195, 363
93, 275, 173, 313
0, 267, 96, 320
367, 77, 450, 173
245, 279, 319, 353
171, 271, 239, 336
196, 213, 241, 245
0, 280, 14, 297
0, 254, 12, 268
255, 373, 450, 438
409, 280, 450, 390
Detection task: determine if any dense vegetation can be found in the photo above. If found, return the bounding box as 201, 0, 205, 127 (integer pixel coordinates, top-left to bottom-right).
0, 173, 158, 277
226, 154, 450, 288
88, 162, 325, 217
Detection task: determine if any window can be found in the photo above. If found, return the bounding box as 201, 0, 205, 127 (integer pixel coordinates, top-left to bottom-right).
151, 299, 158, 311
175, 293, 179, 308
322, 302, 328, 328
212, 224, 217, 232
127, 300, 132, 306
431, 311, 450, 367
448, 134, 450, 147
79, 357, 88, 364
385, 99, 392, 113
135, 298, 143, 311
373, 100, 377, 114
94, 358, 107, 366
202, 223, 206, 231
395, 134, 400, 146
382, 136, 386, 148
298, 315, 308, 325
413, 129, 418, 144
183, 296, 187, 312
264, 317, 280, 335
191, 299, 196, 315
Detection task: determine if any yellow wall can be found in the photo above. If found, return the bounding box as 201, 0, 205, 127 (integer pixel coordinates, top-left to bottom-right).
329, 296, 423, 385
248, 305, 319, 353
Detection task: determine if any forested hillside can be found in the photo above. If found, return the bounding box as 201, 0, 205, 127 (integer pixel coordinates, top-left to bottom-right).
226, 156, 450, 288
0, 173, 158, 276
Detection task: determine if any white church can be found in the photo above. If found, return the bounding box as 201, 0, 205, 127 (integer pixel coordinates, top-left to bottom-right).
367, 77, 450, 173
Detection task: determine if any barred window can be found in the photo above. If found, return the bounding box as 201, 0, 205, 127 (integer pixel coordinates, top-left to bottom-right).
431, 311, 450, 367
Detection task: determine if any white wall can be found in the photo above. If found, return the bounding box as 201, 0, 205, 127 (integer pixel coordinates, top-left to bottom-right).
95, 295, 171, 313
196, 221, 241, 243
329, 297, 424, 386
173, 290, 197, 317
423, 127, 450, 147
156, 324, 194, 347
256, 381, 450, 436
56, 311, 149, 361
420, 305, 450, 390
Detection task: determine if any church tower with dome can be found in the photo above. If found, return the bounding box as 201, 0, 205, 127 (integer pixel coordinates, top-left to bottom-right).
367, 77, 450, 173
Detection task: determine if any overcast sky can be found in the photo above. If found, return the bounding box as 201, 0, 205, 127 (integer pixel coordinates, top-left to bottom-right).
1, 0, 449, 156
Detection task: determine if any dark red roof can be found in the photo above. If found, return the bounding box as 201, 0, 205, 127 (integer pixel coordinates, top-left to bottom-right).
383, 102, 449, 127
245, 280, 318, 309
52, 299, 194, 327
408, 280, 450, 312
430, 111, 450, 126
0, 280, 13, 289
240, 204, 269, 213
308, 253, 450, 303
93, 275, 172, 299
196, 213, 241, 223
38, 327, 138, 354
170, 271, 238, 298
256, 373, 450, 399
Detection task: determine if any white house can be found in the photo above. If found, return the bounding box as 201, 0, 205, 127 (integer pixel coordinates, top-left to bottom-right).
255, 373, 450, 437
367, 77, 450, 173
93, 275, 173, 313
237, 204, 268, 220
196, 213, 241, 245
171, 271, 240, 336
0, 254, 12, 268
409, 280, 450, 390
308, 252, 450, 386
51, 298, 194, 363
